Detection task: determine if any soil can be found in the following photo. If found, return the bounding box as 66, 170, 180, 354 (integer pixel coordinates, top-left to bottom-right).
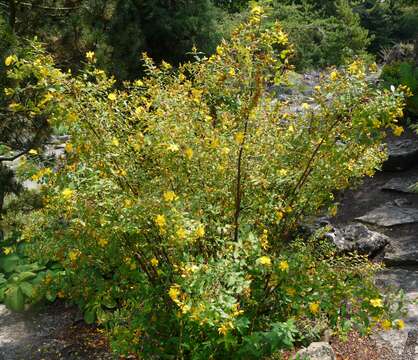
0, 302, 114, 360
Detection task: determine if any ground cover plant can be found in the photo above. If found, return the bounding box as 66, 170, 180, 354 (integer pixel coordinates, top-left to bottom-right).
2, 5, 409, 358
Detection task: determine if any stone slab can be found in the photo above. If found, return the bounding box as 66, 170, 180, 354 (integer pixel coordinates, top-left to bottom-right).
383, 139, 418, 172
356, 201, 418, 227
384, 236, 418, 265
382, 177, 418, 194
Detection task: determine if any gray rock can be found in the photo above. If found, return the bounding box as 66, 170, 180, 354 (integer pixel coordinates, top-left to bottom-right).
326, 223, 389, 256
383, 139, 418, 172
356, 200, 418, 227
294, 342, 336, 360
384, 236, 418, 265
381, 177, 418, 194
372, 330, 410, 357
374, 268, 418, 357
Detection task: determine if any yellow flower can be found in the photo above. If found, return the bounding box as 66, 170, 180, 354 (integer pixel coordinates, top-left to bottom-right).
301, 103, 310, 110
176, 227, 186, 239
381, 319, 392, 330
161, 61, 172, 70
178, 73, 186, 82
277, 169, 288, 177
329, 205, 338, 217
216, 46, 223, 56
370, 298, 383, 308
111, 137, 120, 146
276, 210, 284, 222
28, 149, 38, 155
134, 79, 144, 87
4, 88, 13, 96
395, 319, 405, 330
3, 247, 13, 255
85, 51, 95, 61
65, 143, 73, 153
8, 102, 21, 111
68, 250, 79, 261
218, 323, 232, 336
185, 147, 193, 160
168, 285, 180, 301
257, 256, 271, 266
108, 93, 117, 101
286, 287, 296, 297
155, 214, 166, 228
98, 238, 108, 247
44, 167, 52, 175
195, 225, 205, 238
330, 71, 339, 81
393, 126, 404, 137
279, 260, 289, 271
163, 191, 177, 202
62, 188, 74, 199
309, 302, 320, 315
181, 304, 191, 314
229, 68, 236, 76
167, 143, 179, 152
150, 258, 159, 267
4, 55, 16, 66
234, 131, 245, 145
250, 4, 263, 15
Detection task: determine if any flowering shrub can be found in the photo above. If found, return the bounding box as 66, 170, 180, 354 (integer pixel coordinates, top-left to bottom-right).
13, 6, 407, 358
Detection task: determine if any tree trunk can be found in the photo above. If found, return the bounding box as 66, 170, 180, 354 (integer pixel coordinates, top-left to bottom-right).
8, 0, 16, 32
415, 34, 418, 66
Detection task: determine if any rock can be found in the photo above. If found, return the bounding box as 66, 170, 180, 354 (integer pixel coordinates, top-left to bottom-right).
372, 329, 410, 357
294, 342, 336, 360
383, 139, 418, 172
381, 177, 418, 194
384, 236, 418, 265
376, 267, 418, 295
356, 200, 418, 227
373, 268, 418, 357
325, 223, 389, 256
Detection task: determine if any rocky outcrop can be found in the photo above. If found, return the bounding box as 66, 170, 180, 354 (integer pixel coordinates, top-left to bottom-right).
325, 223, 389, 256
383, 139, 418, 172
356, 199, 418, 227
381, 176, 418, 194
294, 342, 336, 360
384, 236, 418, 265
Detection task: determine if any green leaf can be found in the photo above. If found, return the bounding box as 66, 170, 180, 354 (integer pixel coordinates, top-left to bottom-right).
10, 271, 37, 283
4, 285, 25, 312
102, 296, 117, 309
19, 282, 35, 298
84, 308, 96, 324
45, 291, 56, 302
15, 263, 46, 273
0, 254, 20, 273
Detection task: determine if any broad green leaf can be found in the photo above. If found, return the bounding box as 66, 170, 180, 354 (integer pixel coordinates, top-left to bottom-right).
4, 285, 25, 312
84, 308, 96, 324
0, 254, 20, 273
10, 272, 37, 283
19, 282, 35, 298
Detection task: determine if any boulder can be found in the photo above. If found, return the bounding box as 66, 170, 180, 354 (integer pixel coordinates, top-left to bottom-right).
325, 223, 389, 256
294, 342, 336, 360
383, 139, 418, 172
384, 235, 418, 265
356, 199, 418, 227
381, 177, 418, 194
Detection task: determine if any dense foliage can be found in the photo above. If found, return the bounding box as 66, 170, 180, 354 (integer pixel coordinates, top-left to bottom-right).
1, 0, 417, 77
381, 61, 418, 117
0, 8, 405, 357
0, 0, 416, 358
